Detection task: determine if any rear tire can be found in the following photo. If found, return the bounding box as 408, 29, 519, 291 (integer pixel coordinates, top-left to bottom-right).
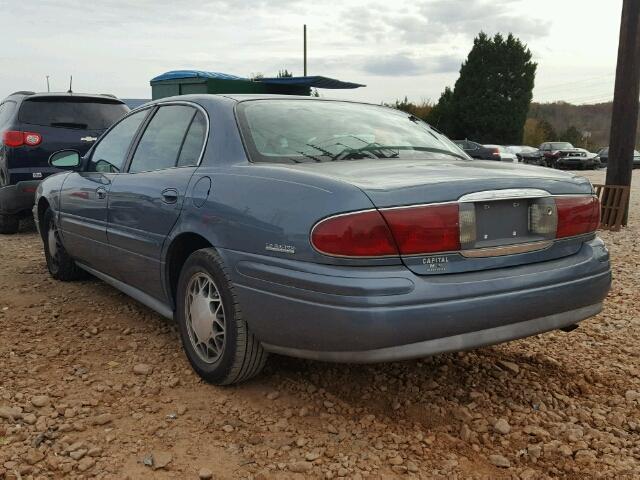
175, 248, 267, 385
42, 208, 84, 281
0, 214, 19, 234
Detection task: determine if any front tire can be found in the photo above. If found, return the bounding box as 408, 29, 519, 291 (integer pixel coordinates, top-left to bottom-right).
0, 214, 19, 234
42, 208, 84, 281
175, 249, 267, 385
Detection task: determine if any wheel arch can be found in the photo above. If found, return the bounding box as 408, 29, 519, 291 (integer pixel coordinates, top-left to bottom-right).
164, 232, 213, 309
36, 197, 51, 237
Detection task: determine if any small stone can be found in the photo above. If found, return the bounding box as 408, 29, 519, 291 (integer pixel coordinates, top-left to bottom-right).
266, 391, 280, 400
494, 418, 511, 435
91, 413, 114, 425
24, 449, 45, 465
327, 424, 338, 434
151, 451, 173, 470
31, 395, 51, 408
406, 461, 419, 473
489, 454, 511, 468
222, 424, 234, 433
498, 360, 520, 374
22, 413, 37, 425
77, 457, 96, 472
133, 364, 153, 375
388, 455, 403, 466
198, 467, 213, 479
0, 406, 22, 421
305, 451, 322, 461
625, 390, 640, 402
289, 461, 313, 473
70, 449, 87, 460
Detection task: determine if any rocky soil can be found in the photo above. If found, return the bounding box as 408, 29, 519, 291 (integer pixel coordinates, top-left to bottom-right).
1, 170, 639, 479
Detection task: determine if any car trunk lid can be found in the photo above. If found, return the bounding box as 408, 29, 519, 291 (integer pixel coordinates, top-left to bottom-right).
291, 158, 596, 274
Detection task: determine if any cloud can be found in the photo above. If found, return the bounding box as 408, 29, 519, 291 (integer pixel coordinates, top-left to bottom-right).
362, 53, 461, 76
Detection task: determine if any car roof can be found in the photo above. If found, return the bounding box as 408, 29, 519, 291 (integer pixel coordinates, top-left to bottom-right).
7, 92, 124, 103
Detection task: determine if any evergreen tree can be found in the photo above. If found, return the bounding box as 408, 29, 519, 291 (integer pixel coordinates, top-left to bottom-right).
277, 69, 293, 78
438, 32, 536, 143
426, 87, 455, 136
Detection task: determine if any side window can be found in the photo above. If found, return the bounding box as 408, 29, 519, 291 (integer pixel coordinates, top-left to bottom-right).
129, 105, 196, 173
177, 111, 207, 167
0, 101, 16, 128
89, 109, 148, 173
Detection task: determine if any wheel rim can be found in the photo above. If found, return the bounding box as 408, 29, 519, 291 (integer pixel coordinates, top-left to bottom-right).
47, 219, 61, 270
185, 272, 226, 364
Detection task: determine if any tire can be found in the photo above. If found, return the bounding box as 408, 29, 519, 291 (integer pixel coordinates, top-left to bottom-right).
42, 208, 84, 281
175, 248, 267, 385
0, 214, 19, 234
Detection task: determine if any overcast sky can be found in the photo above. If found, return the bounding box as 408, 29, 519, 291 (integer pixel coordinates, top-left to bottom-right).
1, 0, 623, 105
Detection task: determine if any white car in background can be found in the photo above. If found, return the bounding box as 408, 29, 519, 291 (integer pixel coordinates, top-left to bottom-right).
483, 144, 519, 163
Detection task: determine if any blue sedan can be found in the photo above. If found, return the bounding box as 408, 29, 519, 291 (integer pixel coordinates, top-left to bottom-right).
34, 95, 611, 385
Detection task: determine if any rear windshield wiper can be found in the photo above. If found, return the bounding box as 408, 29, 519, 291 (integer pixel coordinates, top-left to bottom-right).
50, 122, 88, 129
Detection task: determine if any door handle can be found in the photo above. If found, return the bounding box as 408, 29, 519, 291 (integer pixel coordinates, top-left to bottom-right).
96, 187, 107, 200
161, 188, 179, 204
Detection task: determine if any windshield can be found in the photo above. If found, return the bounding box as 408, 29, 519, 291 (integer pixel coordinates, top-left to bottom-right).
551, 142, 574, 150
236, 100, 468, 163
19, 97, 129, 130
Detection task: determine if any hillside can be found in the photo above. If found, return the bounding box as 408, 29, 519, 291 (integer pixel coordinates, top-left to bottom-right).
526, 101, 639, 150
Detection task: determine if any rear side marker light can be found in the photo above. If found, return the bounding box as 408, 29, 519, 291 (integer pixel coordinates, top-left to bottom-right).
1, 130, 42, 147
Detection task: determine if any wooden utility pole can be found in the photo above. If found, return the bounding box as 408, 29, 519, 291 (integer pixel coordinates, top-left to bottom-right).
606, 0, 640, 194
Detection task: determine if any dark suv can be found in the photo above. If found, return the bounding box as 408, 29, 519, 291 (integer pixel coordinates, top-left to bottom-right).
0, 92, 129, 233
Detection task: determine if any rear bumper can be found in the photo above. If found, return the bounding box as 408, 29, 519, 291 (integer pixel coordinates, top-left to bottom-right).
0, 181, 39, 215
221, 238, 611, 362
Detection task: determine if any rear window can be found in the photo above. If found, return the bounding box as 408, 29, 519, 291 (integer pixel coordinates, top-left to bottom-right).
19, 97, 129, 130
236, 100, 467, 164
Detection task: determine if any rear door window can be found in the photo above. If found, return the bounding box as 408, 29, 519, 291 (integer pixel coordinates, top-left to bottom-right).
128, 105, 197, 173
177, 111, 207, 167
18, 97, 129, 130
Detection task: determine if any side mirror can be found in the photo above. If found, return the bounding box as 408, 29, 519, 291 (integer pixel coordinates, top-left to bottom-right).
49, 150, 81, 170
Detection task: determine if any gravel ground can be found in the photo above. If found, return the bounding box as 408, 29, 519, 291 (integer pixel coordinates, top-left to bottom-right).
1, 170, 639, 480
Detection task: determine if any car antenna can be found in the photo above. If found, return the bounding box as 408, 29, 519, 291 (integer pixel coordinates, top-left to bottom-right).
67, 75, 73, 94
46, 75, 50, 92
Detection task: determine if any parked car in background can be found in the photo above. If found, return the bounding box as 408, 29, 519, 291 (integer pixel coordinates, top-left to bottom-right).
36, 95, 611, 385
507, 145, 545, 166
538, 142, 582, 168
595, 147, 640, 168
483, 144, 519, 163
0, 91, 129, 233
556, 148, 601, 170
454, 139, 500, 160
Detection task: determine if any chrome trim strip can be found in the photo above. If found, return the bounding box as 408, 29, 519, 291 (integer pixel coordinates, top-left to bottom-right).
460, 240, 553, 258
459, 188, 551, 203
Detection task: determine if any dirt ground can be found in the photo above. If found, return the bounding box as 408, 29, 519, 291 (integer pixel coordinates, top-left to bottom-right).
1, 170, 639, 480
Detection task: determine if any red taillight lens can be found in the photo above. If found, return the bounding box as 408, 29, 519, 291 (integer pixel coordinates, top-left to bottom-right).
24, 132, 42, 146
491, 148, 500, 156
2, 130, 42, 147
2, 130, 24, 147
381, 204, 461, 255
311, 210, 399, 257
556, 196, 600, 238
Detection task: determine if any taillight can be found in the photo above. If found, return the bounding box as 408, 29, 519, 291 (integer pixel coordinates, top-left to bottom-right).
311, 210, 398, 257
555, 196, 600, 238
380, 204, 461, 255
2, 130, 42, 147
2, 130, 24, 147
491, 148, 500, 156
